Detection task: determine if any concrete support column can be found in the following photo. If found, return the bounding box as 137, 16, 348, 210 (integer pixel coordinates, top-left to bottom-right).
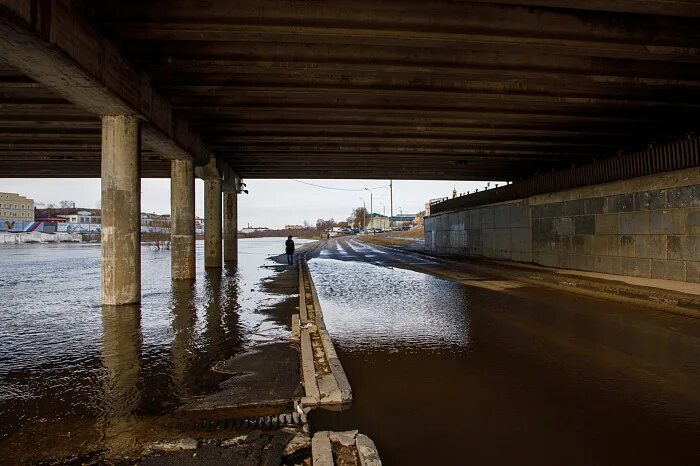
204, 179, 222, 268
101, 116, 141, 305
170, 159, 196, 279
224, 191, 238, 262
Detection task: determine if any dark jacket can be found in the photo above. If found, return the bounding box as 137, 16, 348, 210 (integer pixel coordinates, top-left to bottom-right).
285, 238, 295, 254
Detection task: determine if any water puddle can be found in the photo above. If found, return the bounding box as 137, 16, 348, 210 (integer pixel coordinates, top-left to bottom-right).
308, 258, 470, 350
307, 253, 700, 466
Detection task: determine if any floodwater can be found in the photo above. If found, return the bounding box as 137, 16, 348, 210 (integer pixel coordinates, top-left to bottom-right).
308, 238, 700, 466
0, 237, 307, 464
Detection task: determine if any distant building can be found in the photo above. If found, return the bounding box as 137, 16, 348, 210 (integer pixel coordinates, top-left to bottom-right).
0, 192, 35, 224
36, 207, 100, 224
414, 211, 425, 226
240, 223, 270, 234
367, 213, 416, 230
285, 224, 305, 230
425, 197, 448, 216
141, 213, 171, 233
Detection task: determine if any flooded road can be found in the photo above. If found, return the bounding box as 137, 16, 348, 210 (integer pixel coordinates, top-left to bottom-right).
308, 237, 700, 466
0, 237, 308, 464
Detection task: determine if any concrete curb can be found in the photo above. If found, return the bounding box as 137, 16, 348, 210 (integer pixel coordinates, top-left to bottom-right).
312, 430, 382, 466
296, 254, 353, 407
312, 431, 333, 466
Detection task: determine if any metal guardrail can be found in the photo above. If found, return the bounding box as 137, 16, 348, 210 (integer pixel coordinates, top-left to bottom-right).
430, 136, 700, 215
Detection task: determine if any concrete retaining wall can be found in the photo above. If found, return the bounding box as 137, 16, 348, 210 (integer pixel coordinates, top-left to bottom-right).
425, 168, 700, 283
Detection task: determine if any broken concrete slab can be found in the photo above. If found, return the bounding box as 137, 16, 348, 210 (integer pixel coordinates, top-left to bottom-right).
356, 434, 382, 466
312, 431, 334, 466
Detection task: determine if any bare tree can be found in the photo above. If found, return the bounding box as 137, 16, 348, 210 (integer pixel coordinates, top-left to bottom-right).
59, 200, 75, 208
315, 218, 336, 231
350, 206, 369, 228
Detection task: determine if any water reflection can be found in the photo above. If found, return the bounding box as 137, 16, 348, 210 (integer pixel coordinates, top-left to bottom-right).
100, 304, 142, 452
308, 258, 471, 350
203, 269, 225, 361
309, 252, 700, 466
0, 238, 297, 462
170, 280, 197, 399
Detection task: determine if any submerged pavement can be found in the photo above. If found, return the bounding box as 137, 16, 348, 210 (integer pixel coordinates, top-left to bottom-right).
307, 236, 700, 466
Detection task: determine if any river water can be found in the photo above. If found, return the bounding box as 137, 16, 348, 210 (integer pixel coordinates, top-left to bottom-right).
307, 245, 700, 466
0, 237, 305, 464
3, 238, 700, 465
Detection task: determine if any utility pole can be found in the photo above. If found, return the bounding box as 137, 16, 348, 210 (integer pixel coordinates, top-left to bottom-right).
389, 179, 393, 231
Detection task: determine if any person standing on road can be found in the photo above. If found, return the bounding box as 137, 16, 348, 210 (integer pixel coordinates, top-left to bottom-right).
285, 235, 295, 265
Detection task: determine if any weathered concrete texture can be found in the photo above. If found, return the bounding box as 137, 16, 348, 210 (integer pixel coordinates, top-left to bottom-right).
426, 169, 700, 283
223, 191, 238, 262
204, 179, 222, 268
297, 256, 352, 407
171, 159, 195, 280
101, 116, 141, 305
425, 199, 532, 263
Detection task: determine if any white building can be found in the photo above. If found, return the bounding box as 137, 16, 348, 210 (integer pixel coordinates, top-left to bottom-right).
367, 213, 416, 230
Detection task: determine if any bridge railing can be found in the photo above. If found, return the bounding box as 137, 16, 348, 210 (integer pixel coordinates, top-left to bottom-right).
430, 136, 700, 215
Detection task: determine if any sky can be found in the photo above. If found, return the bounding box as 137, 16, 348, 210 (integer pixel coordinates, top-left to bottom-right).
0, 178, 501, 229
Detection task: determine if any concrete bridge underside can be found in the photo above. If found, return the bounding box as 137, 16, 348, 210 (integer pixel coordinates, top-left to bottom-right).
2, 0, 700, 180
1, 0, 699, 302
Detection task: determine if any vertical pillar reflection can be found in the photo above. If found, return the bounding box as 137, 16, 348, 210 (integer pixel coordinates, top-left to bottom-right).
170, 280, 197, 398
221, 262, 242, 343
100, 304, 142, 451
203, 268, 224, 360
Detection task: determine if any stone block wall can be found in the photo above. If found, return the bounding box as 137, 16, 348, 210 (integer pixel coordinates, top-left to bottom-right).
425, 199, 532, 263
531, 184, 699, 281
425, 169, 700, 283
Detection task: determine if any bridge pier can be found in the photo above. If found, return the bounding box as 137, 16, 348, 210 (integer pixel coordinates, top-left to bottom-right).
101, 116, 141, 305
224, 191, 238, 262
171, 159, 196, 280
204, 179, 222, 268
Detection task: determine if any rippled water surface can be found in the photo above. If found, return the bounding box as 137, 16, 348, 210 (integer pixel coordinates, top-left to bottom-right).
0, 238, 308, 462
308, 258, 469, 349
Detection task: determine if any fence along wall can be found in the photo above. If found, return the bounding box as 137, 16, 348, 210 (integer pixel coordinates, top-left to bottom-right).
425, 168, 700, 283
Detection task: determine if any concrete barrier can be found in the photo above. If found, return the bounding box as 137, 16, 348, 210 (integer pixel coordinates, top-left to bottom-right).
426, 168, 700, 283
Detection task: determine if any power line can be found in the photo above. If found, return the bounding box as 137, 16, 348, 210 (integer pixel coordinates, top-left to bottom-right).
290, 179, 390, 192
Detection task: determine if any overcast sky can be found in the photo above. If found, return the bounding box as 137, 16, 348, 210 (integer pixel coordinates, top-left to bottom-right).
0, 178, 500, 228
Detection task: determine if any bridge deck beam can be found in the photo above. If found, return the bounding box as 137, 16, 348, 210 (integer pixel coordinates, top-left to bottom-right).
0, 1, 210, 165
